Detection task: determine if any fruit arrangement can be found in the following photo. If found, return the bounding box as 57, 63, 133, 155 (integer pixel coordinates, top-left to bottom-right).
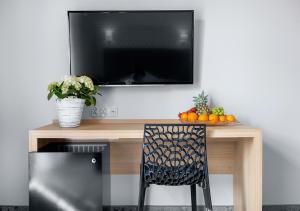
178, 91, 236, 124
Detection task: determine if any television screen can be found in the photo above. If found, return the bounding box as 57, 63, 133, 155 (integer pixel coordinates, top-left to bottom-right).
68, 11, 194, 85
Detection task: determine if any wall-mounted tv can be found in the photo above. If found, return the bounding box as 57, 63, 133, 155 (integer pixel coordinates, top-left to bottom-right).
68, 10, 194, 85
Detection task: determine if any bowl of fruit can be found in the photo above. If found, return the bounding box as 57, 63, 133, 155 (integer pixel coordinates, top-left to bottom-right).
178, 91, 238, 126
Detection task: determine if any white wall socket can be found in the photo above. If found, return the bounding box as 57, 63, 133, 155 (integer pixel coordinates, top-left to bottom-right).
106, 106, 118, 117
90, 106, 118, 118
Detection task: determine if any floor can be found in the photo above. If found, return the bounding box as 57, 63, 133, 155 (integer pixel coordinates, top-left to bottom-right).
1, 206, 300, 211
0, 206, 233, 211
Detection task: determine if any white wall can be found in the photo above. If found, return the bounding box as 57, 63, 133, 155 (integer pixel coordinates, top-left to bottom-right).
1, 0, 300, 206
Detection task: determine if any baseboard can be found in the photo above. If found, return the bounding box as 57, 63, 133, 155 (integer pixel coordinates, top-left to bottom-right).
106, 206, 233, 211
0, 206, 232, 211
0, 207, 28, 211
262, 205, 300, 211
1, 205, 300, 211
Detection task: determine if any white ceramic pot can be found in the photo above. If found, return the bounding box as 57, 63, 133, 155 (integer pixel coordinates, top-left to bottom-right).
56, 97, 85, 128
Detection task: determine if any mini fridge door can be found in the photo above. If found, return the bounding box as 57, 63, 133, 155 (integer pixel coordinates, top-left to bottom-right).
29, 152, 102, 211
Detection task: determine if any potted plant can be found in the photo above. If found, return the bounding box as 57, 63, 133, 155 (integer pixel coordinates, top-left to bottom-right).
47, 76, 99, 127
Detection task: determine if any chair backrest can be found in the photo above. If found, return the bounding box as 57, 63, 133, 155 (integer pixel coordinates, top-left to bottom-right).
142, 124, 207, 186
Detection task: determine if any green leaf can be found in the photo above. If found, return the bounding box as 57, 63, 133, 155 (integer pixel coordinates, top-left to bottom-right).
85, 99, 91, 106
54, 90, 63, 99
91, 96, 96, 106
47, 91, 54, 100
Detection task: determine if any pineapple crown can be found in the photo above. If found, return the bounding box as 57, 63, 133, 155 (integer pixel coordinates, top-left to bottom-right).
193, 91, 208, 106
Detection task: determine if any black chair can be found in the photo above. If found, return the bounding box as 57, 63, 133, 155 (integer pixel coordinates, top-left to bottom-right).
138, 124, 213, 211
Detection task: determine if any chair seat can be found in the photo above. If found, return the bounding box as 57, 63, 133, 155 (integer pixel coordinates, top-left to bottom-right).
144, 163, 205, 186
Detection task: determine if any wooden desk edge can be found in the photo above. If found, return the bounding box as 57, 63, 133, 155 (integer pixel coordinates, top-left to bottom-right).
29, 120, 262, 152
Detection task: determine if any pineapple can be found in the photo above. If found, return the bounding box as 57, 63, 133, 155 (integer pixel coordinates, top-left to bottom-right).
193, 91, 211, 115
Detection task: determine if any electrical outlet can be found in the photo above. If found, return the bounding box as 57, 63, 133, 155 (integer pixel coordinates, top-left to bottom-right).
90, 107, 106, 117
90, 106, 98, 117
90, 106, 117, 118
106, 106, 118, 117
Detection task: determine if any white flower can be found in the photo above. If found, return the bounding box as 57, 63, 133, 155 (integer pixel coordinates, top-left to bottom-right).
47, 81, 58, 91
79, 76, 94, 91
61, 83, 69, 94
63, 76, 82, 91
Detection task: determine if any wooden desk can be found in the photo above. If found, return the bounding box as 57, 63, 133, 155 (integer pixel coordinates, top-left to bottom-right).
29, 119, 262, 211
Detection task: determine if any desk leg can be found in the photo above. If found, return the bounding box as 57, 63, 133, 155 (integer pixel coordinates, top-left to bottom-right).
29, 135, 38, 152
234, 136, 262, 211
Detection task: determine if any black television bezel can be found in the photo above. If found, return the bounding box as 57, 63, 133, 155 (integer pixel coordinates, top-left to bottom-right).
68, 10, 194, 86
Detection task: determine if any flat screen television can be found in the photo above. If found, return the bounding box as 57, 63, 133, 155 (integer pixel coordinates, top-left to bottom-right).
68, 10, 194, 85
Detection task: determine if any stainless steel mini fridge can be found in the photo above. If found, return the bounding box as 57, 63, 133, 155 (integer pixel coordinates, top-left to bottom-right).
29, 143, 110, 211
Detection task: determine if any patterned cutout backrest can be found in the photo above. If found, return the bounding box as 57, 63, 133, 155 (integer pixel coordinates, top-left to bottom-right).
143, 124, 207, 185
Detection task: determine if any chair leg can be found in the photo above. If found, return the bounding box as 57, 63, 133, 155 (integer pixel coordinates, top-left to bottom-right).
138, 164, 147, 211
203, 177, 213, 211
190, 184, 197, 211
138, 181, 147, 211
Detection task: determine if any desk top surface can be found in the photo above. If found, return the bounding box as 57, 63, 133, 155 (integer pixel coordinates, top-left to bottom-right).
30, 119, 261, 139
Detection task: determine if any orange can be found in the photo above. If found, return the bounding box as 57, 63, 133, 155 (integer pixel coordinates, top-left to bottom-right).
209, 114, 219, 122
219, 115, 226, 122
210, 119, 218, 124
198, 114, 209, 121
187, 112, 198, 122
179, 112, 188, 120
226, 114, 236, 122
